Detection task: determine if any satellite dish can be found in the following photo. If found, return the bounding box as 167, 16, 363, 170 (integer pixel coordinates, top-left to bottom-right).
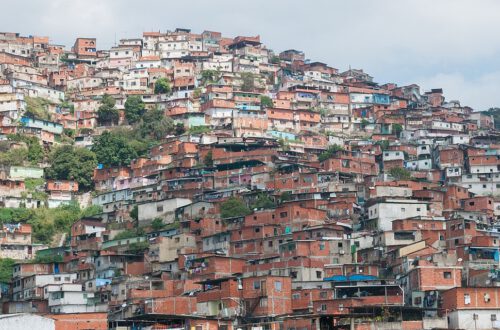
457, 258, 463, 262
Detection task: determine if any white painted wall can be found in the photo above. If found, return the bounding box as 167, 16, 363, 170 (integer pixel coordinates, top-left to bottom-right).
448, 309, 500, 330
368, 200, 428, 231
0, 314, 54, 330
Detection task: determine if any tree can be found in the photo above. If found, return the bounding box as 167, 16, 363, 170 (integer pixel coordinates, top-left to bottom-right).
0, 208, 32, 224
0, 258, 15, 283
151, 218, 165, 231
204, 150, 213, 167
138, 108, 175, 140
389, 167, 412, 180
124, 95, 146, 124
260, 95, 273, 109
251, 193, 276, 210
97, 94, 119, 126
392, 123, 403, 137
0, 147, 29, 166
270, 55, 281, 64
46, 145, 97, 190
240, 72, 255, 92
360, 119, 369, 129
193, 87, 202, 99
102, 127, 150, 157
220, 197, 251, 218
154, 78, 171, 95
277, 139, 290, 152
53, 203, 82, 231
5, 134, 44, 165
60, 99, 75, 114
25, 97, 51, 120
130, 205, 138, 221
279, 191, 293, 204
376, 140, 390, 151
92, 131, 137, 167
113, 229, 139, 240
26, 139, 44, 164
127, 139, 150, 158
318, 144, 344, 162
80, 205, 103, 218
128, 241, 149, 254
9, 135, 44, 164
189, 126, 211, 135
174, 123, 186, 136
29, 221, 55, 244
1, 204, 102, 245
201, 70, 219, 85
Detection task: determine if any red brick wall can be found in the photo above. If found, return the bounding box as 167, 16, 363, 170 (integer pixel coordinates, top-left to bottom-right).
147, 297, 197, 314
51, 312, 107, 330
442, 287, 500, 310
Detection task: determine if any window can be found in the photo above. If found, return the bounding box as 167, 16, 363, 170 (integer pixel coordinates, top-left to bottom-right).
320, 291, 327, 299
464, 293, 471, 305
444, 272, 452, 279
414, 297, 422, 305
157, 205, 164, 212
321, 304, 327, 311
316, 271, 322, 279
401, 208, 406, 212
253, 281, 261, 290
275, 281, 282, 292
292, 293, 300, 300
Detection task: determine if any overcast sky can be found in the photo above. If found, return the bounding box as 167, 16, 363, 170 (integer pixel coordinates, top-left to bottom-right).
2, 0, 500, 110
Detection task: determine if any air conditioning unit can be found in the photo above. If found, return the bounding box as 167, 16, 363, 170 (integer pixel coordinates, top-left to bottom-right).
339, 250, 345, 255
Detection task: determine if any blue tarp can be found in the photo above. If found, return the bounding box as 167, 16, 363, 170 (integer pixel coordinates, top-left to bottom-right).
324, 274, 377, 282
96, 278, 112, 287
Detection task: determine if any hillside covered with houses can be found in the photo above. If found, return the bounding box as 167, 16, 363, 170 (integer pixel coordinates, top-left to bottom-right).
0, 29, 498, 330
